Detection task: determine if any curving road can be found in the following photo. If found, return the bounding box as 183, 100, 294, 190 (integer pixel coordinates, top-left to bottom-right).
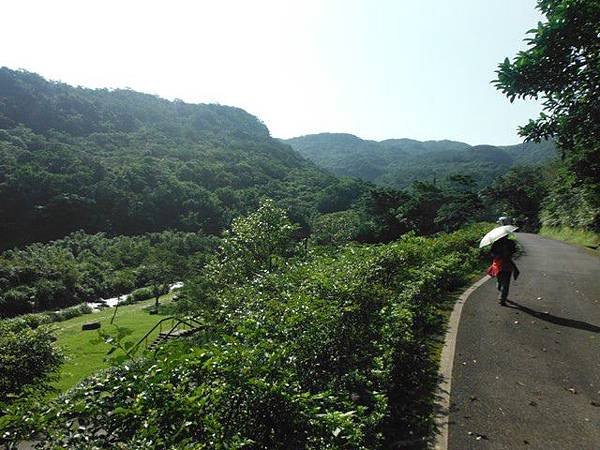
448, 233, 600, 449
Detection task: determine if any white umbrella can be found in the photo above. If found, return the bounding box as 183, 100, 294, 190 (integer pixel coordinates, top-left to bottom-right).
479, 225, 518, 248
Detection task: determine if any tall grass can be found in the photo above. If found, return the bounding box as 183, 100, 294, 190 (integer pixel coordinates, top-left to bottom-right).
539, 226, 600, 249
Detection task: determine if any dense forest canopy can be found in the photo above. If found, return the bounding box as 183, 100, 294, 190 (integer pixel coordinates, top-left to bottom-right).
285, 133, 556, 188
0, 68, 271, 138
0, 68, 369, 249
0, 230, 218, 317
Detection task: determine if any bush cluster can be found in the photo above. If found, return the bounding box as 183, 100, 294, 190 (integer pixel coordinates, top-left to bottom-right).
127, 287, 156, 304
4, 303, 93, 329
0, 320, 63, 402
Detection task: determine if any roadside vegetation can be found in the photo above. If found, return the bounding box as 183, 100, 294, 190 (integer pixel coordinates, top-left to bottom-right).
539, 226, 600, 250
0, 201, 489, 448
490, 0, 599, 235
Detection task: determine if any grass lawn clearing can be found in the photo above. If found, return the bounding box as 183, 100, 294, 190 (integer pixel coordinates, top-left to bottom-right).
52, 293, 175, 392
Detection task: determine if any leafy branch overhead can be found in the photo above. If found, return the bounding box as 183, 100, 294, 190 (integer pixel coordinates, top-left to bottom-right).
494, 0, 600, 182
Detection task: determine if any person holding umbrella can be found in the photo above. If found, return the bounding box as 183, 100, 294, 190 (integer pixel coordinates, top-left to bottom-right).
480, 225, 520, 305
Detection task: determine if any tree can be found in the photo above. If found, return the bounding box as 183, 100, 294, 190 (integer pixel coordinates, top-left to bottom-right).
390, 177, 486, 235
494, 0, 600, 229
395, 182, 446, 235
434, 175, 485, 232
315, 178, 364, 213
356, 187, 410, 243
539, 163, 599, 229
494, 0, 600, 174
208, 199, 299, 284
484, 166, 548, 231
140, 247, 181, 310
311, 210, 362, 245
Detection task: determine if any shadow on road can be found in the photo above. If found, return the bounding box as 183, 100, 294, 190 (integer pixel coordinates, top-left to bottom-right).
505, 300, 600, 333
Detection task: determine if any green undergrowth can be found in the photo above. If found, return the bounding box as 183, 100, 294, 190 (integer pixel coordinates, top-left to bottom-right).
539, 226, 600, 250
428, 257, 490, 366
1, 223, 490, 449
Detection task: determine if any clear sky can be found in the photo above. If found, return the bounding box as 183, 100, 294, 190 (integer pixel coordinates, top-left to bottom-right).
1, 0, 543, 145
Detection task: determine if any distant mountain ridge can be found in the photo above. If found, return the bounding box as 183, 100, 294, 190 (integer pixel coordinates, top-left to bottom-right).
284, 133, 556, 188
0, 68, 369, 248
0, 69, 269, 140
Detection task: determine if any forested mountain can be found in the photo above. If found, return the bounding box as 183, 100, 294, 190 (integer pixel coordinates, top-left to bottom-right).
285, 133, 556, 188
0, 68, 367, 249
1, 1, 597, 447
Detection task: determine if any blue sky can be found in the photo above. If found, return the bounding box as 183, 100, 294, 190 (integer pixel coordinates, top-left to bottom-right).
1, 0, 543, 145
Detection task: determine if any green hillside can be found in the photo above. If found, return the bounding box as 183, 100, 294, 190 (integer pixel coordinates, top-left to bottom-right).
0, 68, 370, 249
285, 133, 556, 188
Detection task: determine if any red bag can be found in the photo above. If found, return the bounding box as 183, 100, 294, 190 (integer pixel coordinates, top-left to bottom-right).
487, 259, 502, 277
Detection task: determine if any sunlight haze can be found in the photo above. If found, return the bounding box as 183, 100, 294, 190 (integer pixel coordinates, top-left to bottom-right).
1, 0, 543, 145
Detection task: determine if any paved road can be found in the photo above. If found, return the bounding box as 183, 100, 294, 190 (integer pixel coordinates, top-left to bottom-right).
448, 233, 600, 449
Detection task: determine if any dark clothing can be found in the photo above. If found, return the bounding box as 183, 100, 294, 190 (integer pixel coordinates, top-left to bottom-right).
489, 237, 518, 301
490, 238, 517, 273
497, 271, 511, 301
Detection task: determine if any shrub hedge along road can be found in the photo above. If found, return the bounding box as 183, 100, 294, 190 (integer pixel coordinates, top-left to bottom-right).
0, 220, 489, 449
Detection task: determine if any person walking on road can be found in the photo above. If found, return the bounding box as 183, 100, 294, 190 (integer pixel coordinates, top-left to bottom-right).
488, 236, 519, 305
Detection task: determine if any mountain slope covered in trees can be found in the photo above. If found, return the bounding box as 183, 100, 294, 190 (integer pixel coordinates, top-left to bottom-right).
285, 133, 556, 188
0, 68, 368, 249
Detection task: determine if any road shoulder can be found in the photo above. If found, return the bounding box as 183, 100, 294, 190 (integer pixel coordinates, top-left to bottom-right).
432, 274, 491, 450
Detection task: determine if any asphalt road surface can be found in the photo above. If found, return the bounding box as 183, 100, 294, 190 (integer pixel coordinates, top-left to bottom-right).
448, 233, 600, 449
